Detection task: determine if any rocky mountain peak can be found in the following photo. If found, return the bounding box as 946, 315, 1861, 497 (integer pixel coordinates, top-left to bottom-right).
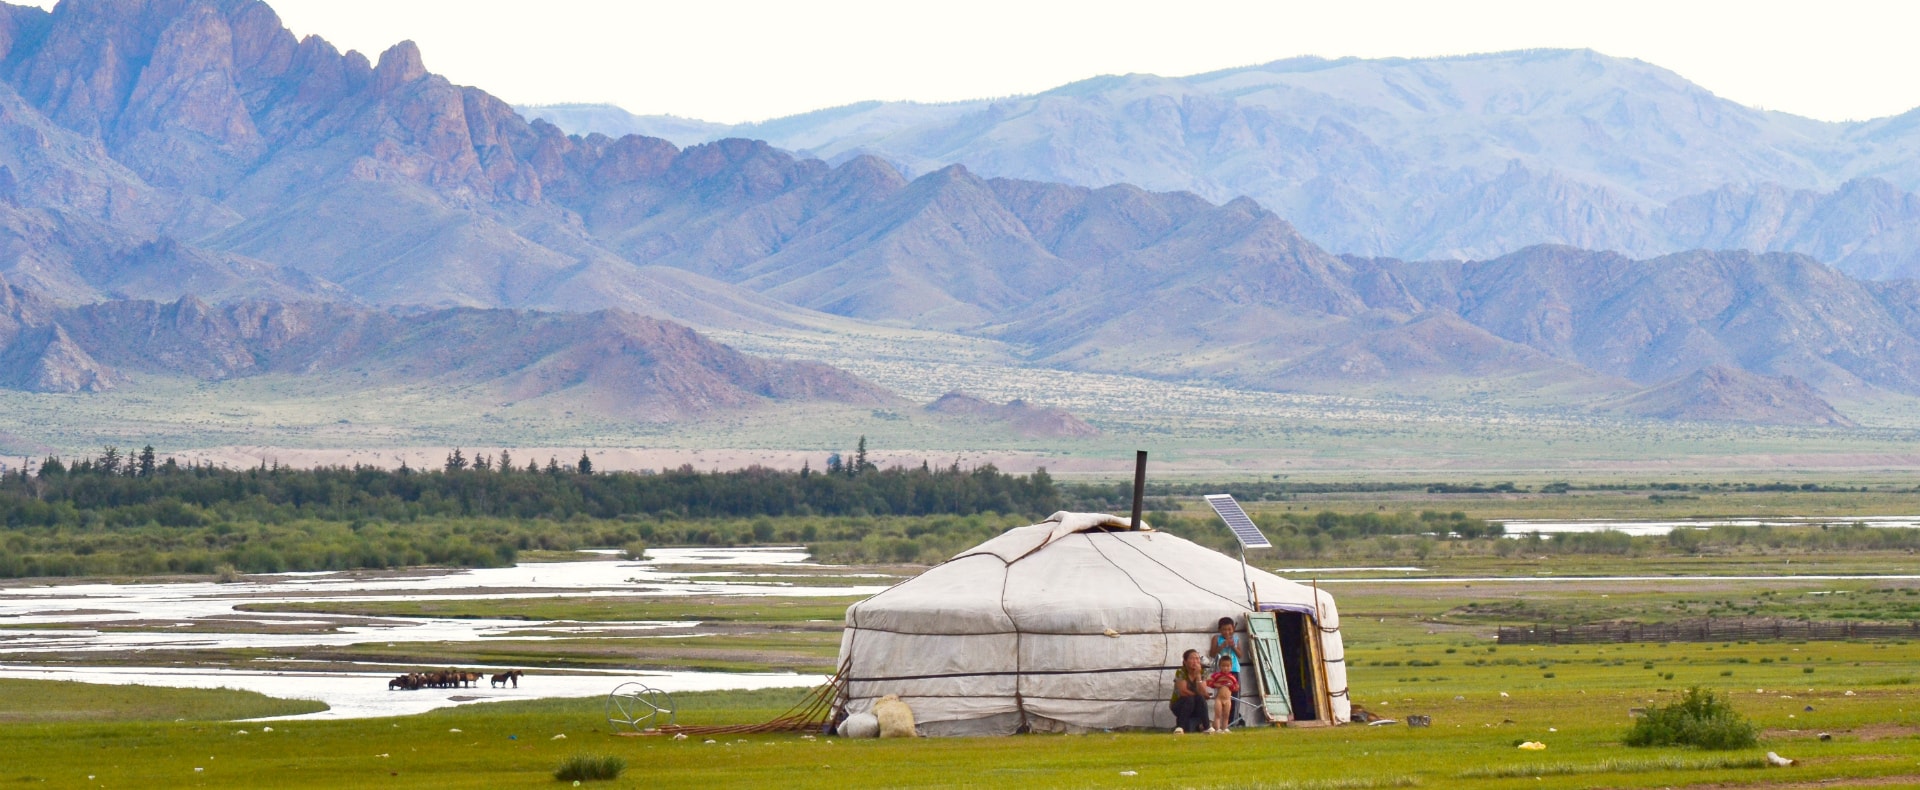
371, 39, 427, 93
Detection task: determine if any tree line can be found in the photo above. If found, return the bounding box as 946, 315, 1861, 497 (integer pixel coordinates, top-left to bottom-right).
3, 444, 1913, 579
2, 443, 1062, 526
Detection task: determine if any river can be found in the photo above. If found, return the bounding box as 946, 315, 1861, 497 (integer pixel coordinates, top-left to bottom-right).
0, 547, 887, 719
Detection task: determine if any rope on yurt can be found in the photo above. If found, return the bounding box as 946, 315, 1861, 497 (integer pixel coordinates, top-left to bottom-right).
1083, 531, 1172, 633
1301, 578, 1352, 713
995, 550, 1031, 731
1083, 530, 1181, 727
637, 656, 852, 737
1103, 531, 1249, 611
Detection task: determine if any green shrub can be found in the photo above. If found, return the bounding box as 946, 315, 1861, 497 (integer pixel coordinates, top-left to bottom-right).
1624, 688, 1758, 750
553, 754, 626, 782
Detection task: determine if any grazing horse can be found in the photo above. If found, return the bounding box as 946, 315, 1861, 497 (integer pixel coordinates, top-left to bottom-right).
390, 669, 487, 691
490, 669, 524, 688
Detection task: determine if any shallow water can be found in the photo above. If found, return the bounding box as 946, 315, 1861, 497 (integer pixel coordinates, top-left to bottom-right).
1498, 515, 1920, 536
0, 547, 876, 718
0, 547, 887, 653
1273, 566, 1427, 573
0, 663, 825, 720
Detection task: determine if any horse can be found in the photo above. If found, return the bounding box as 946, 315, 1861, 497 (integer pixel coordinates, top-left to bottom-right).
490, 669, 523, 688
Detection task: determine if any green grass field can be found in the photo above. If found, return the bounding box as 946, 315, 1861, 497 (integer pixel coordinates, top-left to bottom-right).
0, 680, 326, 723
12, 557, 1920, 788
4, 636, 1917, 788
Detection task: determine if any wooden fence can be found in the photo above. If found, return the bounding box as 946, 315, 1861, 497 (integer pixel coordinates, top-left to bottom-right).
1497, 618, 1920, 644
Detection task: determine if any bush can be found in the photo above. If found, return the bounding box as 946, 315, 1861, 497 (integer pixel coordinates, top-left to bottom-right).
553, 754, 626, 782
1624, 688, 1758, 750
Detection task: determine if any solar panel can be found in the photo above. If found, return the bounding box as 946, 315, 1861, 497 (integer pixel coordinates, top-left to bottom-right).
1204, 494, 1271, 549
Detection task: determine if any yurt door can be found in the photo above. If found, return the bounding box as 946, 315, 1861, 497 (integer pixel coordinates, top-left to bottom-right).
1245, 612, 1294, 722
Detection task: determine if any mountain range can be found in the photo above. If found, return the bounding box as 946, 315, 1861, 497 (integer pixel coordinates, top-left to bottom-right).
525, 50, 1920, 280
0, 273, 889, 417
0, 0, 1916, 429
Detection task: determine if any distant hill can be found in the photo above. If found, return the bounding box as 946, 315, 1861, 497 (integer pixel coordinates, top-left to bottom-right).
518, 104, 731, 147
925, 392, 1098, 438
1603, 366, 1857, 427
527, 50, 1920, 278
0, 275, 891, 417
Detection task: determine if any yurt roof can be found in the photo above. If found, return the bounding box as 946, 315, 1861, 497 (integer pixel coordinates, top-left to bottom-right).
846, 511, 1339, 636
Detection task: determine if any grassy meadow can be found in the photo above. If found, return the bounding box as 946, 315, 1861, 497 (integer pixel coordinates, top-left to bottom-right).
7, 578, 1920, 788
7, 482, 1920, 787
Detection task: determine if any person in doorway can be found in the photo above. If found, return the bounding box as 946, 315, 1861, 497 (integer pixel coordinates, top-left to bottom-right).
1208, 616, 1245, 731
1169, 649, 1210, 733
1209, 616, 1245, 671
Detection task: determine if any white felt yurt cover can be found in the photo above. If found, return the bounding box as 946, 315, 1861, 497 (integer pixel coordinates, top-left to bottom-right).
835, 512, 1349, 735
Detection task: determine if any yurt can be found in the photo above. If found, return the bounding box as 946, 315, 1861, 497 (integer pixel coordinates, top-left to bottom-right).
834, 512, 1349, 735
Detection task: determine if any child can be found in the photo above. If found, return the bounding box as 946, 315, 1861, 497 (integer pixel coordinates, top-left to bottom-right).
1209, 616, 1244, 670
1207, 616, 1244, 732
1207, 652, 1240, 732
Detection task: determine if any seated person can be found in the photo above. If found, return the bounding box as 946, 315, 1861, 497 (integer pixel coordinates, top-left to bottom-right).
1168, 649, 1210, 733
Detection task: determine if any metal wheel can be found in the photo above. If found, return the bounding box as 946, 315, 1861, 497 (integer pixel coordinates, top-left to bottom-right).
606, 682, 676, 732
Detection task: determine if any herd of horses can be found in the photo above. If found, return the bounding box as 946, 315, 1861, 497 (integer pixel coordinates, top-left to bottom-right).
387, 668, 524, 690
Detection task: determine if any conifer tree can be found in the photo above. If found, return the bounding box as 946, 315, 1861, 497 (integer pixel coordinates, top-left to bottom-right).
577, 452, 593, 475
137, 445, 156, 478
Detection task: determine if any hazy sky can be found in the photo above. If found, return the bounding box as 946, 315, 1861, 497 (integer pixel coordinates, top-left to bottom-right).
34, 0, 1920, 124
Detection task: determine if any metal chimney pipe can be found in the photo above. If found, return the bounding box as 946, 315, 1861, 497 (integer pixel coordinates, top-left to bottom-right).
1129, 450, 1147, 529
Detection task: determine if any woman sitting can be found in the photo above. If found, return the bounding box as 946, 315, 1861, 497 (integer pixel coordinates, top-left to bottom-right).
1169, 649, 1211, 733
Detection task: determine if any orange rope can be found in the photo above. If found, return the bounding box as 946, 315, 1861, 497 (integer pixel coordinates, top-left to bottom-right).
628, 657, 851, 737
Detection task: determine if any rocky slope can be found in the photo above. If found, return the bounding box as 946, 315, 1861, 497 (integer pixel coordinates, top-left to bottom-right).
1, 1, 1915, 428
0, 0, 844, 333
0, 274, 892, 417
528, 51, 1920, 278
